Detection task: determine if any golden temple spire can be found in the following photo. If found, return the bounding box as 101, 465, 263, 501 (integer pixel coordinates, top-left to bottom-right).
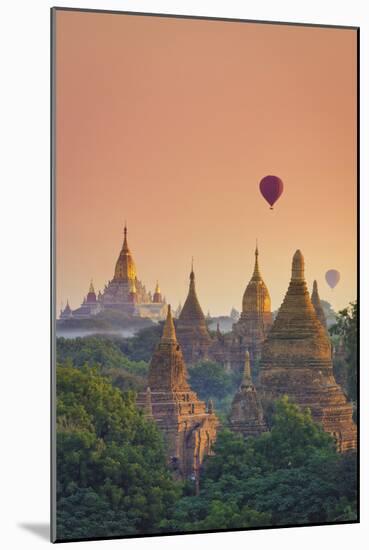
252, 241, 261, 280
155, 280, 161, 294
113, 223, 137, 282
241, 350, 252, 387
122, 222, 129, 252
292, 249, 305, 281
161, 305, 177, 343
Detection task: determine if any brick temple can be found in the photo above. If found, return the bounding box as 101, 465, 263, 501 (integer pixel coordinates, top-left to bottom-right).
259, 250, 356, 452
137, 305, 219, 480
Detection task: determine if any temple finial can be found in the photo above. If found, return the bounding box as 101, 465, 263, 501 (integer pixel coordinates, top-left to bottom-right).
89, 279, 95, 294
122, 222, 129, 251
252, 242, 261, 279
292, 250, 305, 281
190, 257, 195, 281
161, 305, 177, 343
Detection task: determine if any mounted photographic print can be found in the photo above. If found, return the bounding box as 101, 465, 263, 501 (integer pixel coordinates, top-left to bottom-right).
51, 7, 359, 543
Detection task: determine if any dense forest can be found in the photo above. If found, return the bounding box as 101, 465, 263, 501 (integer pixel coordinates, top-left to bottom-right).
55, 302, 357, 540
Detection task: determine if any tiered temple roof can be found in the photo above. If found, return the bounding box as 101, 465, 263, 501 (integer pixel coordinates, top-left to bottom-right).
259, 250, 356, 452
137, 305, 218, 479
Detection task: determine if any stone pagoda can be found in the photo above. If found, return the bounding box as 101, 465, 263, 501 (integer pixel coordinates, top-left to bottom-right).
311, 280, 327, 330
176, 262, 212, 364
230, 245, 273, 374
259, 250, 356, 452
137, 305, 219, 480
229, 351, 267, 437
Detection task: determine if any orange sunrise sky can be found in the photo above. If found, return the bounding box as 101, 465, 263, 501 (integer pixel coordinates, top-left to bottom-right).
55, 10, 357, 316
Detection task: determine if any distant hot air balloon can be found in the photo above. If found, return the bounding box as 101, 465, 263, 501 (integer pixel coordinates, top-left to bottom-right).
325, 269, 340, 289
259, 175, 284, 210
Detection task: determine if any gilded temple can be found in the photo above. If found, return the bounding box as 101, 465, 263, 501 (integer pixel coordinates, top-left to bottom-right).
59, 225, 167, 321
259, 250, 356, 452
230, 245, 273, 373
137, 305, 219, 480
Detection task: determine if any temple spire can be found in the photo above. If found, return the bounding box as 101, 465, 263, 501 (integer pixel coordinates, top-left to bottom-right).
122, 222, 129, 252
251, 241, 261, 280
292, 249, 305, 281
311, 280, 327, 329
241, 350, 252, 387
190, 257, 195, 284
161, 305, 177, 343
179, 262, 208, 323
113, 223, 137, 281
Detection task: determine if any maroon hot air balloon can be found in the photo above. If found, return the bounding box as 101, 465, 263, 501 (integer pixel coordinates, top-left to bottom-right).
325, 269, 340, 289
259, 175, 284, 209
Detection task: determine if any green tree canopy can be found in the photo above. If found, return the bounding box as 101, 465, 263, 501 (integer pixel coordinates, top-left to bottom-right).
162, 397, 357, 532
56, 365, 180, 540
188, 361, 239, 400
330, 301, 357, 402
56, 336, 148, 392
